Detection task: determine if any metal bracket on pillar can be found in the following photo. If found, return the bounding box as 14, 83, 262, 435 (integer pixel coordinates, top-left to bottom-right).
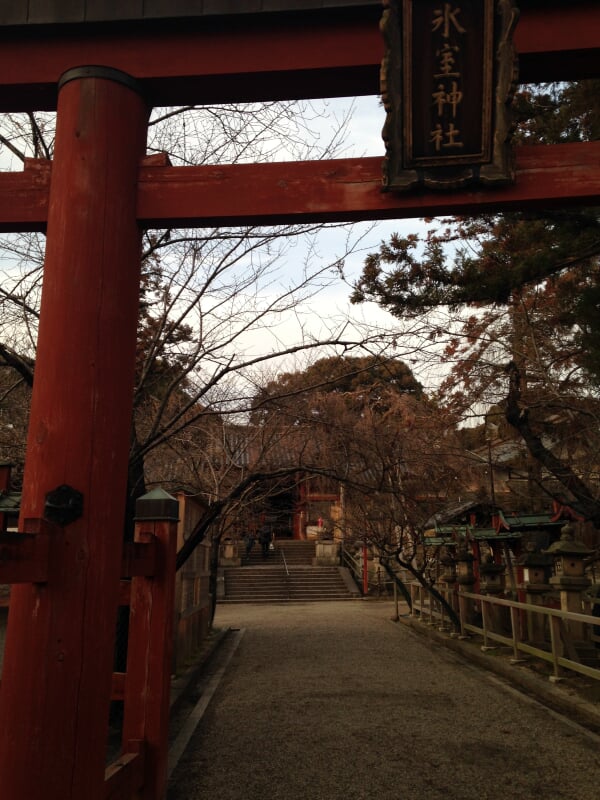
44, 484, 83, 526
58, 65, 145, 97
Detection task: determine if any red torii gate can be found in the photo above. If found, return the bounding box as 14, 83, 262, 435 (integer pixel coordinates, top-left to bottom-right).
0, 2, 598, 799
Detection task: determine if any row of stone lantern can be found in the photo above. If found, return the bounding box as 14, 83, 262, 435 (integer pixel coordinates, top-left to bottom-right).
437, 523, 594, 646
439, 523, 592, 592
546, 523, 593, 646
439, 546, 504, 593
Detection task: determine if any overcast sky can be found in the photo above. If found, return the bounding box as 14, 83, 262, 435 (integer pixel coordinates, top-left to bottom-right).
248, 95, 441, 387
0, 96, 444, 390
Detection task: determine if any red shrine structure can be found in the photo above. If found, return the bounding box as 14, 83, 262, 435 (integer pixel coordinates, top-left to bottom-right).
0, 2, 598, 799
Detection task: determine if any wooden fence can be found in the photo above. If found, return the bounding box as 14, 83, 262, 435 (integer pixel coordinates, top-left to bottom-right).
0, 489, 214, 800
409, 582, 600, 683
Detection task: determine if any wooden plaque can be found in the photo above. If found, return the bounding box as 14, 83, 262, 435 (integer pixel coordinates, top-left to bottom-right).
381, 0, 519, 191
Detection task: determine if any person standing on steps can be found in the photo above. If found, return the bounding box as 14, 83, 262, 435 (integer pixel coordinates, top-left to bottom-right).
243, 531, 256, 559
258, 525, 272, 559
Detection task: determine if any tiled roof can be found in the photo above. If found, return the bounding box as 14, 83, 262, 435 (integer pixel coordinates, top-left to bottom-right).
0, 491, 20, 513
0, 1, 380, 27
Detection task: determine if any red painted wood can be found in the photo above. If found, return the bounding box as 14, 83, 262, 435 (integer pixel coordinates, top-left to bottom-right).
104, 745, 145, 800
119, 578, 133, 606
0, 3, 596, 110
111, 672, 126, 702
122, 518, 178, 800
0, 461, 10, 531
0, 73, 148, 800
0, 14, 381, 111
0, 462, 10, 490
121, 539, 158, 578
516, 1, 600, 54
0, 158, 49, 232
2, 142, 599, 232
137, 142, 600, 227
515, 2, 600, 82
0, 531, 49, 583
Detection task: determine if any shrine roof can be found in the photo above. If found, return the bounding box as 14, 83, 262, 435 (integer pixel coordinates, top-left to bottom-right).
0, 1, 380, 27
0, 1, 574, 28
471, 528, 523, 541
497, 511, 565, 530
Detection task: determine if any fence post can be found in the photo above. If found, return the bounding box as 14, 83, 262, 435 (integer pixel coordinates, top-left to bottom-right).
392, 580, 399, 621
481, 598, 493, 650
509, 605, 524, 662
121, 489, 180, 800
549, 614, 563, 681
409, 583, 417, 617
458, 591, 469, 637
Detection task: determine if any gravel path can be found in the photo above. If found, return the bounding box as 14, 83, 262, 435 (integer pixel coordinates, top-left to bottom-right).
168, 601, 600, 800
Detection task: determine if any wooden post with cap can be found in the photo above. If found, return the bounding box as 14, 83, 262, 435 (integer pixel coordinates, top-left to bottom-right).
122, 489, 180, 800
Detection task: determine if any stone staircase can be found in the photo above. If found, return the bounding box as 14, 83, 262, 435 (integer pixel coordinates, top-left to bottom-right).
243, 538, 315, 567
221, 539, 359, 603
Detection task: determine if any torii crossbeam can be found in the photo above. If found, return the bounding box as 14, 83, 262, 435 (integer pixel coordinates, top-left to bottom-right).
0, 3, 598, 800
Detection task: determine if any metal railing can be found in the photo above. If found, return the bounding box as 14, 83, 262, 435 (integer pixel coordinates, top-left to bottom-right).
341, 547, 364, 594
278, 547, 291, 599
408, 582, 600, 682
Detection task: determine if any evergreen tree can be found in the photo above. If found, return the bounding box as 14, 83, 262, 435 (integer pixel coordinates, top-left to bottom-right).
351, 81, 600, 523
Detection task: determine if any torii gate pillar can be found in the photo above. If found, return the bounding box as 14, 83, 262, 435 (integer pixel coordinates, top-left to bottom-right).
0, 68, 148, 800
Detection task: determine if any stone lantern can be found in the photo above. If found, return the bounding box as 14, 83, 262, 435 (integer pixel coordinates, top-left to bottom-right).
439, 550, 457, 586
518, 543, 553, 593
546, 523, 592, 580
479, 553, 506, 596
219, 537, 241, 567
456, 547, 476, 587
518, 543, 554, 644
545, 523, 592, 644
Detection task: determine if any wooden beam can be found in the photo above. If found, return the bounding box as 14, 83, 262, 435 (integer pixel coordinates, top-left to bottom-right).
111, 672, 126, 702
0, 3, 596, 111
0, 530, 49, 584
515, 1, 600, 83
104, 746, 145, 800
121, 540, 157, 579
119, 579, 132, 607
0, 13, 382, 111
137, 142, 600, 227
0, 158, 50, 232
2, 143, 599, 232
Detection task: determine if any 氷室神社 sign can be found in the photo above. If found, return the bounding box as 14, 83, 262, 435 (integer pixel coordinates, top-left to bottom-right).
381, 0, 519, 191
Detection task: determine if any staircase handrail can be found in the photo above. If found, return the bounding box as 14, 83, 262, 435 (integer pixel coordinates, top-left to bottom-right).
341, 546, 364, 595
279, 547, 292, 599
280, 547, 290, 577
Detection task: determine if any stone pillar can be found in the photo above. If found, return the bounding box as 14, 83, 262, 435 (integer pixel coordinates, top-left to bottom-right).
219, 538, 241, 567
314, 539, 340, 566
456, 547, 477, 635
518, 544, 554, 645
479, 554, 506, 639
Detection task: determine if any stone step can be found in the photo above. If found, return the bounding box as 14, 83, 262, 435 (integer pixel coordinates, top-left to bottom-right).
222, 564, 357, 603
243, 539, 316, 559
